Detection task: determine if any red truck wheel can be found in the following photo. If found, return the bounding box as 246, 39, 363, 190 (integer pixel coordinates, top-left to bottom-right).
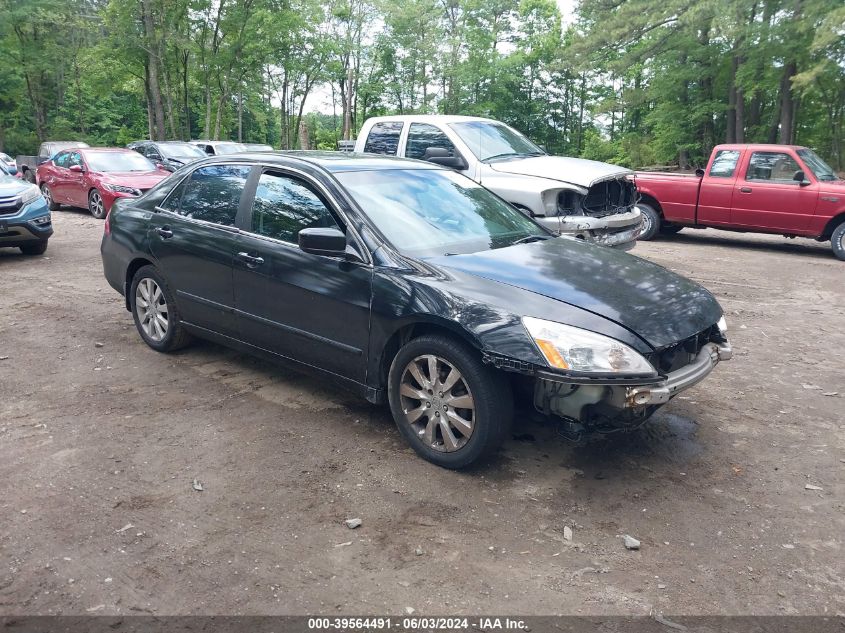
831, 223, 845, 261
638, 203, 661, 240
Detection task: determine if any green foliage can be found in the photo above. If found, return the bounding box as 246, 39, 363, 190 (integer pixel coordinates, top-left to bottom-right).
0, 0, 841, 169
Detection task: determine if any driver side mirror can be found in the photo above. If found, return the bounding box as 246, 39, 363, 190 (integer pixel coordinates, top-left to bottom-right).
423, 147, 468, 171
299, 227, 348, 258
793, 170, 810, 186
695, 168, 705, 178
69, 164, 84, 173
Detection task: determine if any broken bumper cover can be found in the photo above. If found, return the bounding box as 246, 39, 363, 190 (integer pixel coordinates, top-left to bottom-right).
557, 208, 643, 249
625, 342, 732, 407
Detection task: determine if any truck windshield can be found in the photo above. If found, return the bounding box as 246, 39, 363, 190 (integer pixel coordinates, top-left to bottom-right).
450, 122, 545, 162
335, 168, 551, 257
85, 151, 156, 172
797, 149, 838, 181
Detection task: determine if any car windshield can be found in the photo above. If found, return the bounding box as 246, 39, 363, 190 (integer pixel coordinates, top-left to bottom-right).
213, 142, 247, 155
335, 168, 551, 257
85, 151, 156, 172
797, 149, 838, 181
161, 143, 206, 159
449, 121, 545, 162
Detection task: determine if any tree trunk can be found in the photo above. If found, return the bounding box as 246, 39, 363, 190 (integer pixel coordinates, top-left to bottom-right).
778, 61, 797, 144
237, 87, 243, 142
141, 0, 166, 140
298, 119, 310, 150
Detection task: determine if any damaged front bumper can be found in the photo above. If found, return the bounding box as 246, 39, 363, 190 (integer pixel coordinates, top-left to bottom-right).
543, 208, 643, 250
625, 342, 732, 406
527, 339, 732, 435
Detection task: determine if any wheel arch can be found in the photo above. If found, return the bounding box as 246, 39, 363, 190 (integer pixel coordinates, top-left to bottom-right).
373, 317, 484, 391
820, 211, 845, 240
123, 257, 156, 311
637, 193, 664, 217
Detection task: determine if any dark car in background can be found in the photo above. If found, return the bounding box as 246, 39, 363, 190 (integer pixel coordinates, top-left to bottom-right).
128, 141, 207, 172
100, 152, 730, 469
38, 147, 169, 218
0, 162, 52, 255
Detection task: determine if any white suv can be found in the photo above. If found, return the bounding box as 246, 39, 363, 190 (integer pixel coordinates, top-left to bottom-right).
354, 115, 643, 250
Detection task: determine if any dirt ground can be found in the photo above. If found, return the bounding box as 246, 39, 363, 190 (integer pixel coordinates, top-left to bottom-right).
1, 209, 843, 617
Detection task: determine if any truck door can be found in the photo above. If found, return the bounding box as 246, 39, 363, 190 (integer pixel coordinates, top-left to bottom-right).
696, 148, 742, 226
730, 149, 819, 233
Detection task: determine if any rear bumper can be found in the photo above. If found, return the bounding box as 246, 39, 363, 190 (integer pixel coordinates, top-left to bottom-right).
624, 342, 732, 406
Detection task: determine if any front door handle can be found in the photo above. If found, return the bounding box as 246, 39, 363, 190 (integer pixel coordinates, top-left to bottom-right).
155, 226, 173, 239
237, 251, 265, 268
739, 186, 752, 193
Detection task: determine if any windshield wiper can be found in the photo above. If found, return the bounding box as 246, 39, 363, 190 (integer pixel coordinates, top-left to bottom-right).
511, 235, 552, 246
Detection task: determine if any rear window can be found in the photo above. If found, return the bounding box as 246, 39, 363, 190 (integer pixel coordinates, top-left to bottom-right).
363, 122, 404, 155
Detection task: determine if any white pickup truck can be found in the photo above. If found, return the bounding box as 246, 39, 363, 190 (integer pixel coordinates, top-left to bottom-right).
354, 115, 643, 249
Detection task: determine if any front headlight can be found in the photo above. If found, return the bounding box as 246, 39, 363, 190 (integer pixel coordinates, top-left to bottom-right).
104, 183, 141, 196
19, 185, 41, 206
522, 316, 656, 376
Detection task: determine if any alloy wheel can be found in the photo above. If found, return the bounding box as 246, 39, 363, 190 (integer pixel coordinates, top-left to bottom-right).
90, 191, 105, 218
399, 354, 475, 452
135, 278, 169, 342
41, 185, 51, 206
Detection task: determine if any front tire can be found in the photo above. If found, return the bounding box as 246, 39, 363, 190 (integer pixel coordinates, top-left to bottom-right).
20, 240, 48, 255
637, 203, 661, 241
41, 184, 59, 211
88, 189, 107, 219
387, 334, 513, 469
831, 222, 845, 261
130, 265, 192, 352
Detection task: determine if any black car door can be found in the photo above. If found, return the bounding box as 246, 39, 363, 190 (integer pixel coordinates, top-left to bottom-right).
148, 163, 252, 338
233, 167, 373, 383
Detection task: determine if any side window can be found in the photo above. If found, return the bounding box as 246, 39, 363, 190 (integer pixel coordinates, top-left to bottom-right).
174, 165, 250, 226
68, 152, 82, 168
363, 122, 404, 155
53, 152, 69, 168
159, 177, 189, 212
709, 150, 740, 178
250, 172, 341, 244
746, 152, 802, 183
405, 123, 456, 160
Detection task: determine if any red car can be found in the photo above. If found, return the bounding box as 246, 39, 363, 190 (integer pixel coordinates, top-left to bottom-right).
37, 148, 170, 219
635, 144, 845, 260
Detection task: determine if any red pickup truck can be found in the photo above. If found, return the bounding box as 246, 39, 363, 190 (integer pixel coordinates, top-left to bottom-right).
635, 144, 845, 260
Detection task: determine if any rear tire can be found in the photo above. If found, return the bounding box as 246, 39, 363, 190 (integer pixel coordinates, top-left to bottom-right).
831, 222, 845, 261
20, 240, 48, 255
388, 334, 513, 469
637, 203, 661, 241
41, 184, 59, 211
130, 265, 193, 352
88, 189, 107, 219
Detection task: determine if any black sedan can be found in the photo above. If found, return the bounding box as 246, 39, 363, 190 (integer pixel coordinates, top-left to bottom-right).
101, 152, 731, 468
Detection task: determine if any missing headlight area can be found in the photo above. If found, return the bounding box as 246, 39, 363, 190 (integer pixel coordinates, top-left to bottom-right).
558, 177, 638, 218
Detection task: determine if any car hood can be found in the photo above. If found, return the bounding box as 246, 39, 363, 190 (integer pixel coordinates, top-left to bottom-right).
0, 175, 33, 196
489, 156, 632, 189
427, 237, 722, 350
97, 171, 169, 188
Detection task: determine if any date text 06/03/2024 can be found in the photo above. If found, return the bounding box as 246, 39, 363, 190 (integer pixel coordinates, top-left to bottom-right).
306, 617, 528, 630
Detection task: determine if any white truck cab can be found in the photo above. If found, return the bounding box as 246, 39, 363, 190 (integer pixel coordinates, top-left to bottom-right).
354, 115, 643, 249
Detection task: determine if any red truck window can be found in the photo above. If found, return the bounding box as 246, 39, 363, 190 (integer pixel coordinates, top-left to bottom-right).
746, 151, 801, 183
709, 150, 741, 177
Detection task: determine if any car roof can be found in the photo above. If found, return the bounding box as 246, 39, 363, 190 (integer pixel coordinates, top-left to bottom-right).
79, 147, 137, 154
714, 143, 808, 152
207, 150, 444, 173
364, 114, 499, 125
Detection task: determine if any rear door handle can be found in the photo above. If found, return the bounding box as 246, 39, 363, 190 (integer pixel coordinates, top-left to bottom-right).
739, 187, 752, 193
237, 251, 265, 268
155, 226, 173, 239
